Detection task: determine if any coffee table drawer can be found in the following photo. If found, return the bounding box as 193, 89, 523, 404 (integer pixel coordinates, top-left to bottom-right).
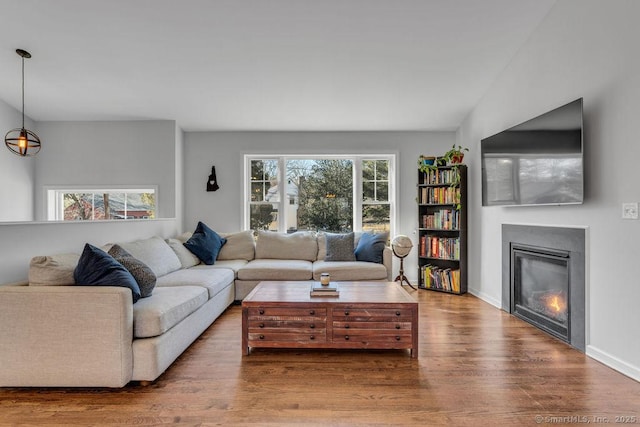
332, 307, 414, 321
248, 307, 327, 318
248, 330, 327, 343
331, 329, 413, 345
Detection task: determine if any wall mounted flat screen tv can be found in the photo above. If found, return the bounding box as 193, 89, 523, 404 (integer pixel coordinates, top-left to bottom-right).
481, 98, 583, 207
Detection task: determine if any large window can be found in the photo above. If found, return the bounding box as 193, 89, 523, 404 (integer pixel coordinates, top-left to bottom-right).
245, 155, 394, 234
46, 187, 156, 221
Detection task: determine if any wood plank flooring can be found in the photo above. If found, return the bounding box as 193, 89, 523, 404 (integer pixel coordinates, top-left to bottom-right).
1, 290, 639, 426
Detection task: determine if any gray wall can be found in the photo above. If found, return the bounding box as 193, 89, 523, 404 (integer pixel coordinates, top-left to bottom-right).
183, 131, 456, 277
0, 119, 182, 284
0, 99, 36, 221
34, 120, 178, 220
458, 0, 640, 380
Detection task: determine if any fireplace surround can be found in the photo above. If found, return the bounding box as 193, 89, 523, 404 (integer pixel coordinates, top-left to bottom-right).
502, 224, 586, 352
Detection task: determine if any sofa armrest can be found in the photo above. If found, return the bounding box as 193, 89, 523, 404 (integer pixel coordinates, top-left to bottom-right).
0, 285, 134, 387
383, 246, 393, 280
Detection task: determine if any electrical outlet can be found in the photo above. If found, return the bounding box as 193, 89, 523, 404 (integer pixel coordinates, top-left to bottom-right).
622, 202, 638, 219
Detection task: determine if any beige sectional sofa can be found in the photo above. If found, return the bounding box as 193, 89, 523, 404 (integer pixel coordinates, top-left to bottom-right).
0, 230, 391, 388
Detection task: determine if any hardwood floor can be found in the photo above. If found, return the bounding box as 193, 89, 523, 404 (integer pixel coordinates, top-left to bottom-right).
1, 290, 639, 426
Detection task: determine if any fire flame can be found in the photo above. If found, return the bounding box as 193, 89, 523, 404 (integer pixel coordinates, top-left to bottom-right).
545, 294, 566, 314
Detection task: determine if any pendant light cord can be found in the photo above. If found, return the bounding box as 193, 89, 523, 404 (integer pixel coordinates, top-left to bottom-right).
21, 55, 25, 129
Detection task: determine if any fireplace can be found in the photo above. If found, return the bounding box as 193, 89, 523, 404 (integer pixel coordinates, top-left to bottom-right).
502, 225, 585, 352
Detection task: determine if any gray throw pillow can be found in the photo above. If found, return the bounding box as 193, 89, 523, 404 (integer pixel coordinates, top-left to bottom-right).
108, 244, 157, 298
325, 232, 356, 262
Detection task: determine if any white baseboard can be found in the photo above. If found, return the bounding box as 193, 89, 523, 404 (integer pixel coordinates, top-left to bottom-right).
468, 287, 501, 309
586, 345, 640, 382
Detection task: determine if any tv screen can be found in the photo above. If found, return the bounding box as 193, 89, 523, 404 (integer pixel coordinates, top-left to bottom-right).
481, 98, 583, 206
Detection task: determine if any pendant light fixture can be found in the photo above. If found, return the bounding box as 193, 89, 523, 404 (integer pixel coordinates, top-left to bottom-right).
4, 49, 41, 157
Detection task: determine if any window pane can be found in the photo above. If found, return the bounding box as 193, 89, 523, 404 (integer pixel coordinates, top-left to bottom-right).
251, 183, 264, 202
362, 160, 375, 181
375, 160, 389, 179
377, 182, 389, 202
363, 181, 375, 202
362, 204, 390, 234
250, 204, 277, 231
55, 189, 155, 221
64, 193, 98, 220
296, 159, 353, 233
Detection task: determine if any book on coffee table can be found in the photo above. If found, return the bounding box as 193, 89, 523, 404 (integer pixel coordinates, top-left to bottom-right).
310, 282, 339, 297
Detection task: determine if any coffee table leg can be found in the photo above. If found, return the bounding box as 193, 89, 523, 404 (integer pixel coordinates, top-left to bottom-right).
242, 307, 249, 355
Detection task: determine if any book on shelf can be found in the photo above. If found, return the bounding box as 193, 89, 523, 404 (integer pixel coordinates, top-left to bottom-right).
419, 186, 460, 205
421, 168, 460, 185
419, 236, 460, 260
421, 209, 460, 230
420, 265, 460, 292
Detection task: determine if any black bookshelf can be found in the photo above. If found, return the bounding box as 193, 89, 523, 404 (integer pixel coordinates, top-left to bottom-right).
417, 164, 467, 294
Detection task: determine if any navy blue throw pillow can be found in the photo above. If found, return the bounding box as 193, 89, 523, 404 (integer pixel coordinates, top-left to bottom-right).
73, 243, 141, 303
183, 221, 227, 265
354, 232, 389, 264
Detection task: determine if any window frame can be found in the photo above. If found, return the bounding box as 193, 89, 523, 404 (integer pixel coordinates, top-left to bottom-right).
243, 154, 396, 236
45, 185, 158, 221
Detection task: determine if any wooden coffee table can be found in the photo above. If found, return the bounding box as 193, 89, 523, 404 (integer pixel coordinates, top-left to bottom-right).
242, 281, 419, 358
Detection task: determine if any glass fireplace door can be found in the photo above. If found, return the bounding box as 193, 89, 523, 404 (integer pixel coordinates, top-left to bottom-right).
511, 244, 570, 342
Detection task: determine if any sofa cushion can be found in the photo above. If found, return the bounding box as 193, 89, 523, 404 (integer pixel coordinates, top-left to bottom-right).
132, 286, 208, 338
28, 253, 80, 286
193, 260, 248, 278
354, 232, 389, 264
108, 244, 157, 298
218, 230, 255, 261
155, 267, 234, 299
166, 238, 200, 269
325, 232, 356, 261
118, 236, 182, 278
255, 231, 317, 261
313, 260, 389, 281
318, 232, 365, 261
74, 244, 141, 303
238, 259, 313, 281
183, 221, 227, 265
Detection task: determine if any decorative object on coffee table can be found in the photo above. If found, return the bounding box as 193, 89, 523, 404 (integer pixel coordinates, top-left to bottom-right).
392, 235, 415, 289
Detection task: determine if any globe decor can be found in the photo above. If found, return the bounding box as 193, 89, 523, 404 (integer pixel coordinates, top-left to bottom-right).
392, 235, 415, 289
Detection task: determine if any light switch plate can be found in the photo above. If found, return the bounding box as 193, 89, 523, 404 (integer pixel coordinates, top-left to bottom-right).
622, 202, 638, 219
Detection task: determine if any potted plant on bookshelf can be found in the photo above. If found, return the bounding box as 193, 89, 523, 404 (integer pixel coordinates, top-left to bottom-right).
418, 155, 438, 174
442, 144, 469, 165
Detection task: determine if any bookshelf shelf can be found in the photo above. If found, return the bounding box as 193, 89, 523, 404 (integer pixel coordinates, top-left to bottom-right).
417, 164, 467, 294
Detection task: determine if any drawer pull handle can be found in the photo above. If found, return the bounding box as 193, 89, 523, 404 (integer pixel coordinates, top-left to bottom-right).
395, 336, 401, 341
345, 335, 350, 340
259, 323, 265, 328
345, 324, 350, 329
309, 324, 315, 329
259, 335, 265, 340
310, 335, 315, 340
259, 309, 265, 315
309, 310, 315, 315
396, 311, 401, 316
344, 311, 350, 316
395, 325, 401, 329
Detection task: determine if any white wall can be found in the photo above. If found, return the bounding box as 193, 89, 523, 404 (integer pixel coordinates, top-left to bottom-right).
0, 99, 36, 221
183, 131, 456, 278
459, 0, 640, 380
33, 120, 178, 220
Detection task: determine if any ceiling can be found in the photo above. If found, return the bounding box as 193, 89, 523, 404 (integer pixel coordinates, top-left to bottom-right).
0, 0, 556, 132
